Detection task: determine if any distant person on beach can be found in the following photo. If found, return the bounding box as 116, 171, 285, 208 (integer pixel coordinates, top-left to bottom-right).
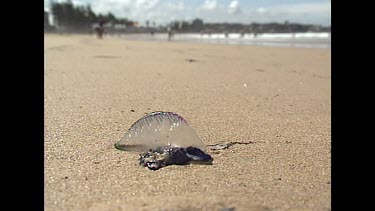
240, 31, 245, 38
167, 27, 173, 41
95, 21, 105, 39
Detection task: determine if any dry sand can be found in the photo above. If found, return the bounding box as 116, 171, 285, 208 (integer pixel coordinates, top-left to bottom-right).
44, 34, 331, 211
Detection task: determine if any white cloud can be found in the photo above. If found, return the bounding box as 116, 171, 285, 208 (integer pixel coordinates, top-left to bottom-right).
255, 2, 331, 25
228, 0, 241, 14
165, 1, 185, 11
134, 0, 159, 11
200, 0, 217, 11
71, 0, 85, 6
269, 2, 331, 15
89, 0, 129, 16
257, 7, 266, 14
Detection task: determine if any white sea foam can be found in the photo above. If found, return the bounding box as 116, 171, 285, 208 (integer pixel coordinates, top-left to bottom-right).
119, 32, 331, 48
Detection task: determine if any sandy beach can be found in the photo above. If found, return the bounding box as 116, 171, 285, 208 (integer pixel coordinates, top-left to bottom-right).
44, 34, 331, 210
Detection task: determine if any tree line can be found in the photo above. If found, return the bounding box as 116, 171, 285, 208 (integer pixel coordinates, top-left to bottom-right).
169, 19, 330, 33
49, 0, 135, 31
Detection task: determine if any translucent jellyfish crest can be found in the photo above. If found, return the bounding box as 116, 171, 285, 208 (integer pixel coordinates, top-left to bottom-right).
115, 111, 206, 152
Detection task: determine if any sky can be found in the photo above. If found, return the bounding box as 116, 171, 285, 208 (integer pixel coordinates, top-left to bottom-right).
44, 0, 331, 26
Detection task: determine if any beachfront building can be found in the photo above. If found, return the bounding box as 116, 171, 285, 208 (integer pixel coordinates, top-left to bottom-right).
44, 11, 50, 27
44, 10, 57, 32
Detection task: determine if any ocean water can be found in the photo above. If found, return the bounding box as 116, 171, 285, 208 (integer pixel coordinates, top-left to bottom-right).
117, 32, 331, 48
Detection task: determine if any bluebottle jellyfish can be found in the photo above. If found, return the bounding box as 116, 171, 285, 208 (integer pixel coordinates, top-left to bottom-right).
115, 111, 213, 170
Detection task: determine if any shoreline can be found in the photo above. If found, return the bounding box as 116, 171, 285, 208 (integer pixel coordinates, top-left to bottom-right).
45, 32, 331, 49
116, 32, 330, 49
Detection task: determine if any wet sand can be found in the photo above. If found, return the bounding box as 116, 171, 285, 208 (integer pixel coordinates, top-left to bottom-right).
44, 34, 331, 210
